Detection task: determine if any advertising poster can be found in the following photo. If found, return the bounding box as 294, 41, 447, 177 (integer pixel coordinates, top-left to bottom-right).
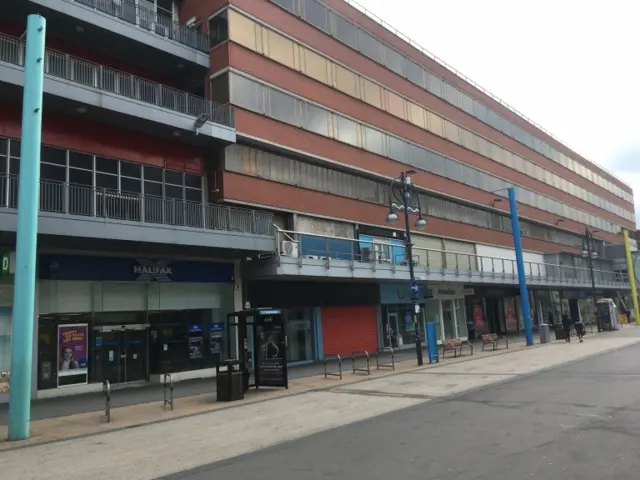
57, 324, 88, 386
504, 299, 518, 332
257, 319, 286, 388
472, 302, 484, 330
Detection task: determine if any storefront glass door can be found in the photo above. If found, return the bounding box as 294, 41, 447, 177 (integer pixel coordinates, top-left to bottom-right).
93, 325, 149, 384
454, 299, 467, 339
441, 300, 456, 340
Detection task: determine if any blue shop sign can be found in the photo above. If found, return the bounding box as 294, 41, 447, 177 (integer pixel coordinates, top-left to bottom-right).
380, 283, 432, 304
188, 324, 204, 333
39, 254, 234, 283
209, 323, 225, 332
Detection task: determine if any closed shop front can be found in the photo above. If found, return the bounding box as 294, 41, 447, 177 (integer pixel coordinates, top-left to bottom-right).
37, 254, 236, 393
321, 306, 378, 356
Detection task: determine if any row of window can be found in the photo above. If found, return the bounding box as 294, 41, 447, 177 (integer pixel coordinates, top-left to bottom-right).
224, 144, 587, 249
229, 72, 622, 235
225, 10, 633, 222
269, 0, 633, 203
0, 138, 204, 203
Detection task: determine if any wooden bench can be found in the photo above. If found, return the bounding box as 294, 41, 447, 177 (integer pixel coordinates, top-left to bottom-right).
441, 338, 474, 358
481, 333, 509, 351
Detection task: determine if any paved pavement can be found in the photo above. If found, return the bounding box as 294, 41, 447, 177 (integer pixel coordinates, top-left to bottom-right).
2, 329, 639, 479
169, 340, 640, 480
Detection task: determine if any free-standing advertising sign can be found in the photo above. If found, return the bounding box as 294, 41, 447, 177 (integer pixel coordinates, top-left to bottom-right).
256, 314, 288, 388
57, 324, 88, 387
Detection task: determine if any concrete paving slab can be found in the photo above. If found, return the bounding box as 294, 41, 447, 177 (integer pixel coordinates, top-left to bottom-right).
0, 391, 425, 480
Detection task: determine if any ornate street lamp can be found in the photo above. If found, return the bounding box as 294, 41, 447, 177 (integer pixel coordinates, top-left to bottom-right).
581, 227, 600, 331
386, 170, 427, 366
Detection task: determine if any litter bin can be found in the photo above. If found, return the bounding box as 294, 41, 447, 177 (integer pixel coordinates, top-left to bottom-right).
216, 360, 245, 402
553, 324, 566, 340
539, 323, 550, 344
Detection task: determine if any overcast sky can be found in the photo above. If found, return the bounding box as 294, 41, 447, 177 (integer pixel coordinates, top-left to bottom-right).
356, 0, 640, 226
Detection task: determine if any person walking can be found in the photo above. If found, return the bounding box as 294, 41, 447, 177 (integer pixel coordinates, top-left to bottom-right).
561, 314, 572, 343
574, 317, 585, 343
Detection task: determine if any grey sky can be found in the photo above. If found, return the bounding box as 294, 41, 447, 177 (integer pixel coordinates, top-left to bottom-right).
355, 0, 640, 225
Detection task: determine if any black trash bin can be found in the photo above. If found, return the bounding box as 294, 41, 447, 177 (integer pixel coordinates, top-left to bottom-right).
216, 360, 245, 402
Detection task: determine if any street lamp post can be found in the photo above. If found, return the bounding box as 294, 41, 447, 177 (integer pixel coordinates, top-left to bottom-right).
386, 171, 427, 366
582, 227, 600, 332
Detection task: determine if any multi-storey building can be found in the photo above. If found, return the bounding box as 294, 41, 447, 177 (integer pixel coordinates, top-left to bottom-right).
0, 0, 635, 400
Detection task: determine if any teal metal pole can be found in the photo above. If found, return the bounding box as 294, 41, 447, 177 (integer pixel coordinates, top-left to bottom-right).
508, 187, 534, 346
8, 14, 46, 441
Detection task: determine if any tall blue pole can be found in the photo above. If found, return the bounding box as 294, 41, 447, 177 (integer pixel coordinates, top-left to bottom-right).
508, 187, 534, 346
8, 14, 46, 441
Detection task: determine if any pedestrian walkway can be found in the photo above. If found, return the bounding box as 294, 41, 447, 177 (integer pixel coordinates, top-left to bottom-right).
0, 358, 338, 425
2, 329, 638, 480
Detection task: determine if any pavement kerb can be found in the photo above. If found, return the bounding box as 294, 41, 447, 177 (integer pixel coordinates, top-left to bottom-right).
0, 332, 634, 452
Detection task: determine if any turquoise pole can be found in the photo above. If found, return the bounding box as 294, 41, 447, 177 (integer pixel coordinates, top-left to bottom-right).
8, 14, 46, 441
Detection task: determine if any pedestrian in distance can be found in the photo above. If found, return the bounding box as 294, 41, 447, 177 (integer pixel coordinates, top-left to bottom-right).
574, 318, 585, 343
561, 314, 572, 343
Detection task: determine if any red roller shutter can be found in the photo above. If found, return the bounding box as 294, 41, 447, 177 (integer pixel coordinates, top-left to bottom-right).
322, 306, 378, 356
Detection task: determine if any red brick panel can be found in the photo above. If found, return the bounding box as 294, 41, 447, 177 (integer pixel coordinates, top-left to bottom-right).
232, 108, 624, 245
227, 0, 631, 205
222, 171, 582, 254
0, 103, 204, 173
320, 0, 628, 192
228, 45, 631, 226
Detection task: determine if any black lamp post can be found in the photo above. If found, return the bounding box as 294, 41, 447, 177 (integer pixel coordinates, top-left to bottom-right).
582, 227, 600, 332
386, 170, 427, 366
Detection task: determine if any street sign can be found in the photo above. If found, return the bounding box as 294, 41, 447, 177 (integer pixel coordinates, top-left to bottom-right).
410, 281, 418, 298
0, 252, 9, 277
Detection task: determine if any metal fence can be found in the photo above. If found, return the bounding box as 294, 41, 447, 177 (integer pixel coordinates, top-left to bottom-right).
276, 229, 629, 288
73, 0, 211, 52
0, 175, 273, 236
0, 34, 234, 128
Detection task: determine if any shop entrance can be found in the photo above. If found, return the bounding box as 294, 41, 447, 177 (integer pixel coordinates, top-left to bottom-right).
382, 312, 399, 348
93, 324, 149, 384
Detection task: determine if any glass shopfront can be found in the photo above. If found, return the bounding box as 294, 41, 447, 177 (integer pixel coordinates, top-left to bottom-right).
36, 254, 236, 391
284, 308, 316, 363
0, 281, 13, 399
379, 283, 431, 349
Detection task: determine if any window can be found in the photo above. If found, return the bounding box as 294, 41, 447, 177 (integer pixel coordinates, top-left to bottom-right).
273, 0, 297, 13
268, 88, 296, 124
69, 151, 92, 169
304, 0, 328, 32
357, 29, 382, 63
330, 11, 357, 48
209, 11, 229, 48
210, 73, 230, 105
96, 156, 118, 174
230, 73, 261, 112
304, 104, 329, 136
385, 48, 404, 76
334, 115, 358, 146
404, 59, 424, 87
42, 146, 66, 166
364, 127, 385, 157
425, 73, 443, 98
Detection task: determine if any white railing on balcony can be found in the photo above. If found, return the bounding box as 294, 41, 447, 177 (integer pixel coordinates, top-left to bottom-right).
275, 229, 628, 288
72, 0, 211, 52
0, 175, 273, 236
0, 34, 234, 128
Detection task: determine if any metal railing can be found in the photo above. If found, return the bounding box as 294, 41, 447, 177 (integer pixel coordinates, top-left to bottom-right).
72, 0, 211, 52
276, 229, 629, 288
103, 380, 111, 423
0, 34, 234, 128
163, 373, 174, 411
343, 0, 630, 188
351, 351, 371, 375
324, 354, 343, 380
376, 347, 395, 371
0, 175, 274, 236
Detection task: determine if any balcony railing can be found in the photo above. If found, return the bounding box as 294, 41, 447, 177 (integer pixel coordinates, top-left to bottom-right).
275, 230, 629, 288
0, 175, 273, 236
0, 34, 234, 128
72, 0, 211, 52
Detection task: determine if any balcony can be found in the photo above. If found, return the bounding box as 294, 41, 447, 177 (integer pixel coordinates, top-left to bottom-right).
247, 230, 630, 290
23, 0, 210, 68
0, 175, 276, 252
0, 34, 235, 144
